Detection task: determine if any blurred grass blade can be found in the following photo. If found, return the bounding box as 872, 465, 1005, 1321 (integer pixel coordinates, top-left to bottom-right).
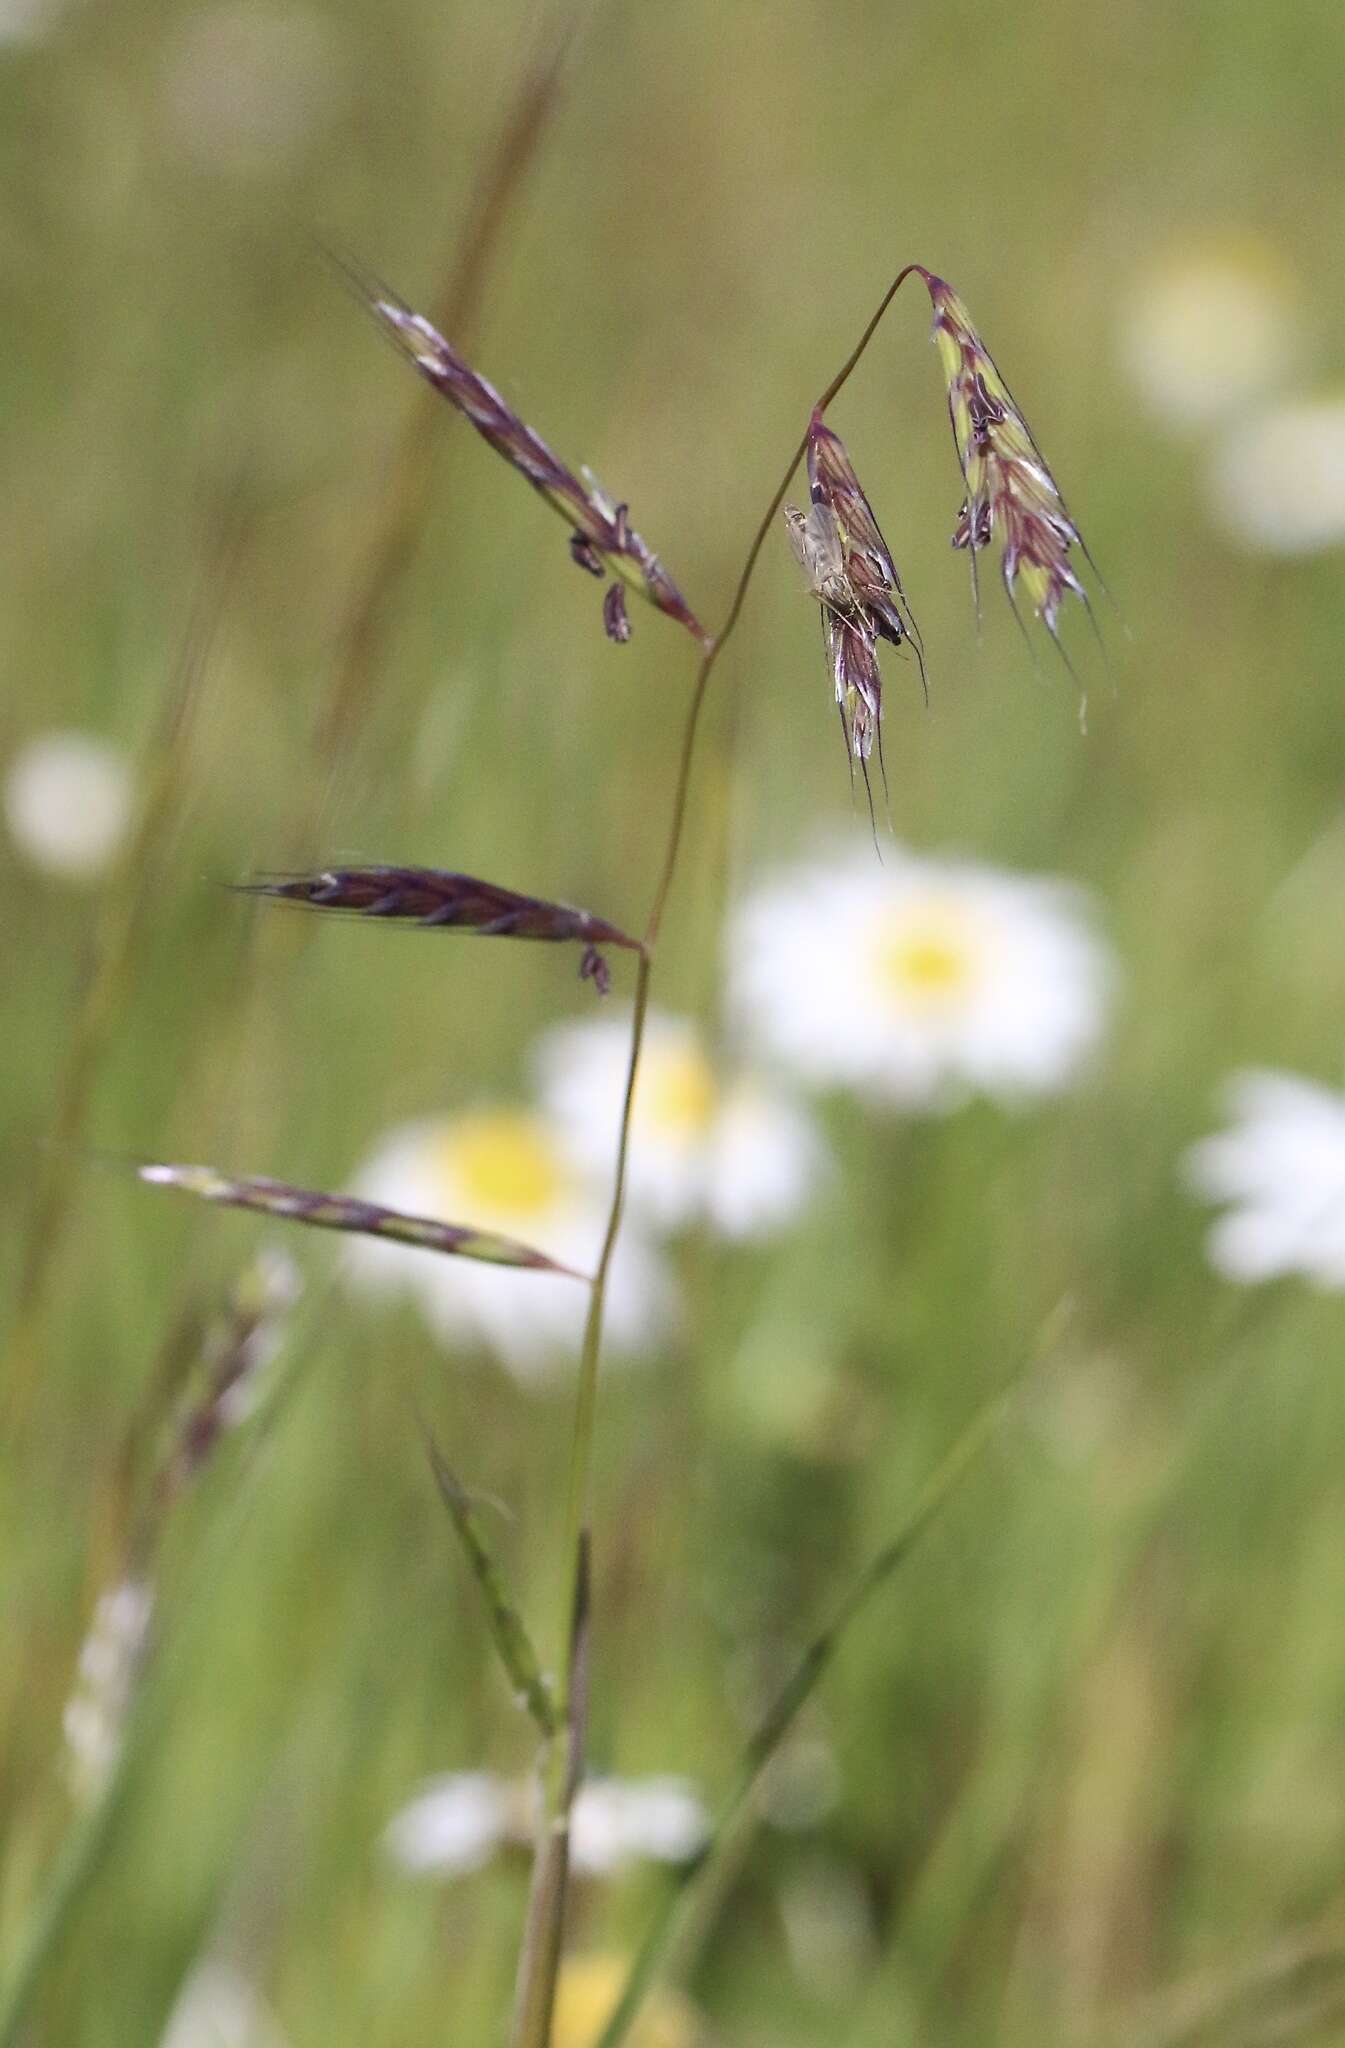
592, 1380, 1018, 2048
138, 1162, 585, 1277
5, 510, 243, 1431
424, 1434, 557, 1738
317, 1, 590, 762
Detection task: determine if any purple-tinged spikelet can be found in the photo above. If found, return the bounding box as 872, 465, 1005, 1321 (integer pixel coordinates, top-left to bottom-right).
784, 411, 922, 763
357, 279, 707, 646
138, 1163, 584, 1277
913, 269, 1094, 641
236, 866, 641, 993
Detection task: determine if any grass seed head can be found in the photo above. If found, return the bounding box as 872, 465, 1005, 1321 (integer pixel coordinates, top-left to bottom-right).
358, 276, 707, 645
236, 865, 640, 992
784, 411, 923, 764
915, 269, 1091, 639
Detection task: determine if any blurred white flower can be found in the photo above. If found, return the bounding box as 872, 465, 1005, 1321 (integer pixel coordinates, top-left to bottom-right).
569, 1776, 707, 1875
1185, 1070, 1345, 1285
62, 1578, 154, 1804
729, 840, 1112, 1110
1120, 238, 1299, 430
383, 1771, 707, 1880
1205, 394, 1345, 554
344, 1106, 671, 1378
160, 3, 341, 175
4, 729, 133, 881
381, 1771, 507, 1877
535, 1011, 823, 1239
160, 1960, 289, 2048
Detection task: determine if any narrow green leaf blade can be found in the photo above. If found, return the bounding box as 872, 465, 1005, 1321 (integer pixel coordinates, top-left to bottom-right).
425, 1437, 557, 1739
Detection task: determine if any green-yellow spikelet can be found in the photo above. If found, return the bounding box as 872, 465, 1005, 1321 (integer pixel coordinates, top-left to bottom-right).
915, 268, 1093, 640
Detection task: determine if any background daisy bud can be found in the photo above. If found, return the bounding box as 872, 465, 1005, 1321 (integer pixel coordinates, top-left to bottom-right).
914, 268, 1093, 640
355, 277, 706, 645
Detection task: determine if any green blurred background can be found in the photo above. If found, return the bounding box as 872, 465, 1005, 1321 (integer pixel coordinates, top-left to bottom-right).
5, 0, 1345, 2041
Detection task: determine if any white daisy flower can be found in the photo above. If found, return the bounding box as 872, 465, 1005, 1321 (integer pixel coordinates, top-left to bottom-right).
160, 1960, 289, 2048
1205, 393, 1345, 555
381, 1771, 508, 1877
344, 1105, 671, 1379
4, 730, 133, 881
1185, 1070, 1345, 1285
62, 1577, 155, 1805
534, 1011, 823, 1240
728, 840, 1113, 1110
1120, 238, 1300, 430
383, 1771, 707, 1881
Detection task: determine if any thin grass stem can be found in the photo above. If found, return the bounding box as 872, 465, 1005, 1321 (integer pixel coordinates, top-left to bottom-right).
508, 260, 929, 2047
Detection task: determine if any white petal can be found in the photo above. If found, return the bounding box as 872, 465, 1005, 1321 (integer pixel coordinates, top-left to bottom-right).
1186, 1067, 1345, 1289
382, 1772, 507, 1877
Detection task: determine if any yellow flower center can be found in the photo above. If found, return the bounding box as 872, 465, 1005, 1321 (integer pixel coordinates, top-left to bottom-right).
553, 1955, 698, 2048
638, 1043, 717, 1140
876, 905, 978, 1008
438, 1111, 565, 1219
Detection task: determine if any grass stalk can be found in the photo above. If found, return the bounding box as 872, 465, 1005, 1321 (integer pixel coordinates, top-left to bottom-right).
315, 3, 586, 767
4, 520, 242, 1435
507, 260, 929, 2048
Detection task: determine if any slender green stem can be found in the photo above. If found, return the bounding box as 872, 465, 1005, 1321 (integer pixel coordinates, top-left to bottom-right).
557, 949, 653, 1638
509, 258, 925, 2048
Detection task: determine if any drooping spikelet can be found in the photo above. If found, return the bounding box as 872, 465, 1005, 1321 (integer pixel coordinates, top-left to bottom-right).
138, 1163, 585, 1276
783, 410, 922, 763
914, 269, 1093, 641
237, 865, 641, 993
350, 267, 706, 647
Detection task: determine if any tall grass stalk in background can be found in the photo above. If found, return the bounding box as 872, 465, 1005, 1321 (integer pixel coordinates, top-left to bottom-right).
3, 520, 243, 1434
316, 3, 586, 767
